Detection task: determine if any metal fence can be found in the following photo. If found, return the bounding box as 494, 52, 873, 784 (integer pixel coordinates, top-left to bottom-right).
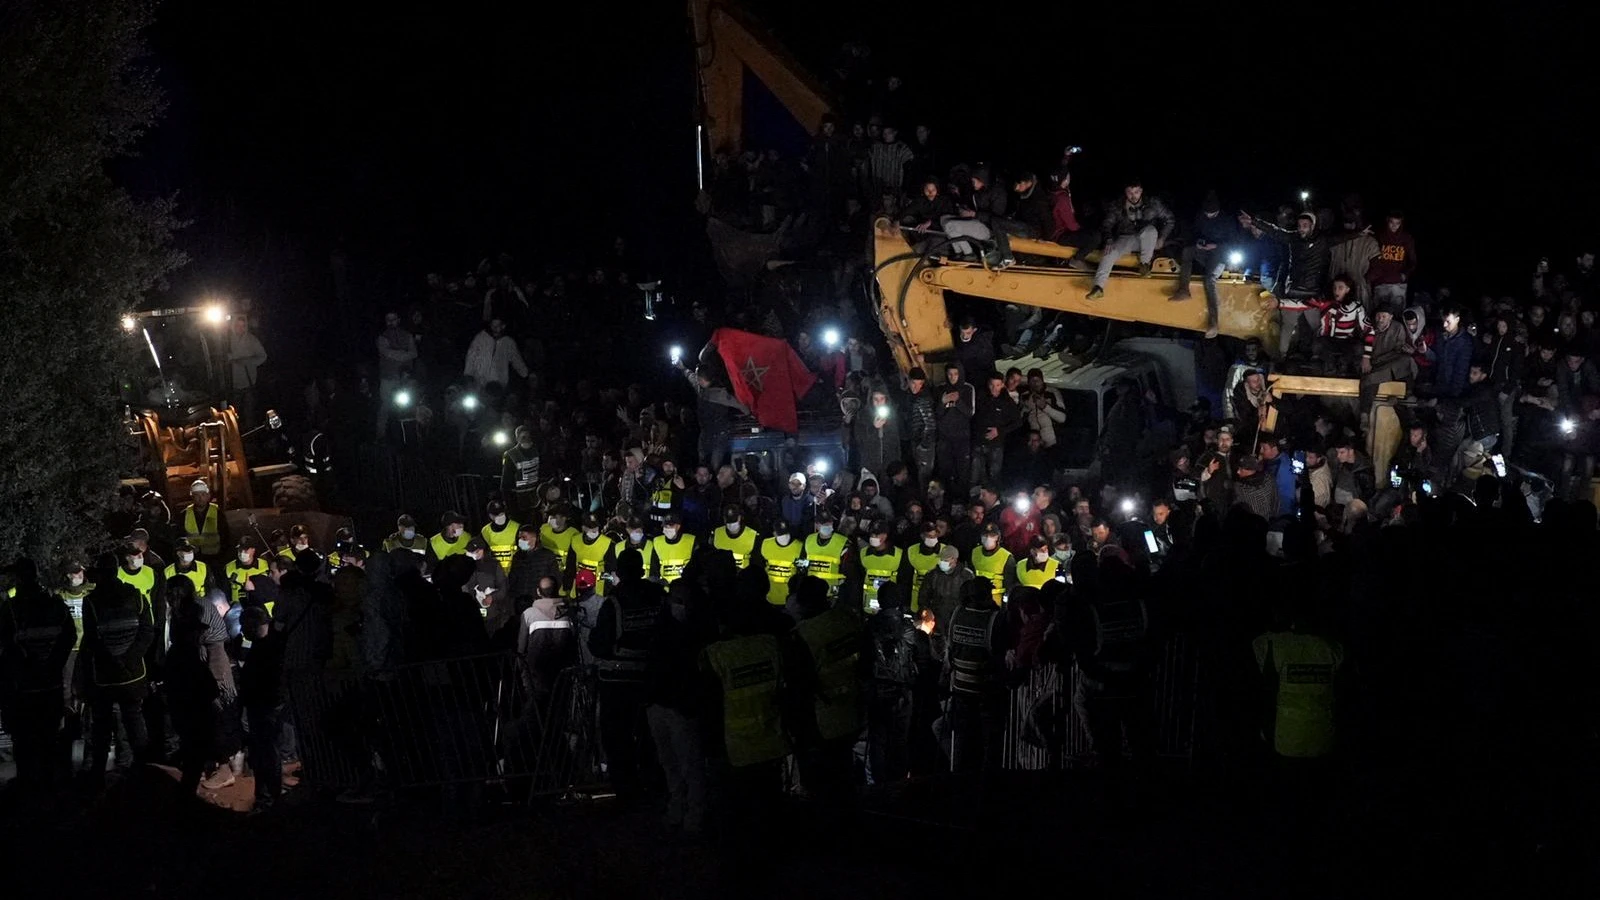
1000, 635, 1203, 770
285, 653, 602, 800
345, 443, 493, 535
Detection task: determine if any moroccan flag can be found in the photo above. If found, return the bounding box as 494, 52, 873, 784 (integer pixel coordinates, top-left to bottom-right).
711, 327, 817, 434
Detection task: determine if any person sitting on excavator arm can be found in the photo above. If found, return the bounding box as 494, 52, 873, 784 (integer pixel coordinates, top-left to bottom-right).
1239, 210, 1332, 360
900, 176, 956, 251
940, 166, 1015, 267
1085, 178, 1174, 301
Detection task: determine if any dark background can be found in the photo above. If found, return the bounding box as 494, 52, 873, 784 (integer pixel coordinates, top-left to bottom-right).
131, 1, 1594, 333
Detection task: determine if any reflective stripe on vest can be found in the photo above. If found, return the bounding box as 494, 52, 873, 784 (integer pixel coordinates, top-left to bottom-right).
574, 535, 614, 597
948, 606, 998, 693
759, 536, 803, 604
224, 559, 268, 605
482, 520, 521, 572
1254, 631, 1343, 759
713, 526, 757, 569
796, 606, 865, 742
970, 547, 1012, 606
540, 525, 576, 567
905, 544, 943, 611
651, 534, 695, 582
803, 533, 847, 594
164, 562, 209, 598
861, 547, 903, 612
1014, 557, 1059, 589
703, 634, 790, 767
183, 504, 221, 556
430, 532, 469, 560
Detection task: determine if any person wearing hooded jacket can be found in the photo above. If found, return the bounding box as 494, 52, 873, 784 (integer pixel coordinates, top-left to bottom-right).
78, 575, 156, 783
1240, 210, 1332, 357
0, 560, 76, 792
940, 166, 1015, 265
864, 581, 918, 784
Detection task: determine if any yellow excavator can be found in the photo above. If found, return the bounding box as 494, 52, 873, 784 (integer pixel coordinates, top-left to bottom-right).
689, 0, 1407, 478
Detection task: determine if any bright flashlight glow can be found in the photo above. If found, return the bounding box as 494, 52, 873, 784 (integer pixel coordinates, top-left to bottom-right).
823, 327, 841, 347
811, 458, 830, 475
461, 394, 478, 411
204, 304, 226, 325
394, 390, 412, 408
670, 345, 683, 363
1561, 417, 1577, 435
121, 315, 138, 333
1299, 190, 1310, 201
875, 405, 890, 418
1228, 251, 1244, 267
1013, 496, 1030, 513
493, 430, 511, 447
1121, 499, 1137, 514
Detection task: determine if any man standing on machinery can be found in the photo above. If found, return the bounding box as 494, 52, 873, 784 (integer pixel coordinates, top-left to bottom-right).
1239, 208, 1331, 361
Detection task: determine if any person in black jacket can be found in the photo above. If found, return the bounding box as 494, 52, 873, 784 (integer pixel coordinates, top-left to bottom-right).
0, 559, 76, 793
1171, 190, 1239, 338
903, 367, 938, 487
1240, 210, 1332, 357
1008, 172, 1054, 240
899, 176, 957, 250
941, 166, 1015, 265
935, 361, 977, 498
589, 549, 665, 804
508, 524, 562, 605
238, 605, 287, 811
645, 579, 713, 833
864, 580, 918, 784
972, 372, 1022, 488
78, 575, 156, 785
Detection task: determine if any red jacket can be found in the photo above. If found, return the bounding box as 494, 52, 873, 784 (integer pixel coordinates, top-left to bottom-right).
998, 507, 1040, 554
1368, 229, 1417, 285
1049, 189, 1080, 241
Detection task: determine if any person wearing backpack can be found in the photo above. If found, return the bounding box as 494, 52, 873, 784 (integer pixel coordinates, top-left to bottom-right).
864, 581, 917, 784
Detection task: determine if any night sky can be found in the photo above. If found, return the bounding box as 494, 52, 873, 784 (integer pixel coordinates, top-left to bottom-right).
133, 1, 1592, 323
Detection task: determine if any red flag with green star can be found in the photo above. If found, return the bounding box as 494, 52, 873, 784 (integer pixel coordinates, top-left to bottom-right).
711, 327, 817, 434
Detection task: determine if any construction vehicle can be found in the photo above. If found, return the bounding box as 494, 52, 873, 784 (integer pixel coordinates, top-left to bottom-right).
120, 304, 327, 535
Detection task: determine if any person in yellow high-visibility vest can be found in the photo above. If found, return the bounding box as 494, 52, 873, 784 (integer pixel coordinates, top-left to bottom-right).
480, 499, 521, 573
540, 504, 577, 585
429, 511, 471, 565
756, 519, 804, 605
649, 512, 696, 583
180, 479, 226, 559
1014, 534, 1061, 588
224, 537, 269, 607
164, 538, 215, 598
857, 520, 908, 613
610, 517, 655, 582
801, 510, 849, 598
969, 523, 1016, 606
711, 506, 757, 570
567, 513, 615, 597
903, 520, 945, 612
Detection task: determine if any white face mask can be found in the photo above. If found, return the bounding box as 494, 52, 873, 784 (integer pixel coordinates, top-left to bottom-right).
401, 528, 416, 540
239, 552, 253, 565
517, 539, 532, 551
922, 537, 938, 548
663, 528, 680, 540
584, 529, 600, 541
818, 526, 834, 539
869, 536, 884, 549
775, 533, 792, 547
126, 557, 143, 572
982, 537, 998, 551
725, 522, 742, 536
938, 560, 954, 574
69, 574, 85, 588
493, 514, 507, 527
178, 552, 194, 565
294, 541, 309, 552
629, 530, 645, 544
1033, 552, 1049, 565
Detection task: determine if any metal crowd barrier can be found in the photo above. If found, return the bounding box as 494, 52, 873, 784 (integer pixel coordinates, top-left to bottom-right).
348, 443, 492, 532
1000, 635, 1201, 769
284, 653, 602, 799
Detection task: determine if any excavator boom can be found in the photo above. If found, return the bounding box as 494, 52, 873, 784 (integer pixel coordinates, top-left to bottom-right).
690, 0, 834, 154
873, 217, 1280, 372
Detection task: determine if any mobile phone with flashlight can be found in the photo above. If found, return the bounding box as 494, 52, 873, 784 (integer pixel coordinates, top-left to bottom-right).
1491, 454, 1507, 478
1389, 466, 1403, 489
1143, 529, 1159, 554
1421, 479, 1434, 496
669, 345, 683, 364
1292, 453, 1305, 475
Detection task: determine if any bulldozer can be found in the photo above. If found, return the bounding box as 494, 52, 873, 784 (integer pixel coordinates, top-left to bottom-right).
120, 304, 342, 543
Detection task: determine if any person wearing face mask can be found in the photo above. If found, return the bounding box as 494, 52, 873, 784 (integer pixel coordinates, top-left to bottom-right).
610, 517, 654, 580
539, 505, 577, 585
801, 510, 850, 599
57, 560, 94, 660
711, 505, 757, 570
429, 511, 471, 566
324, 526, 355, 573
916, 545, 972, 642
903, 520, 944, 611
1050, 535, 1075, 581
508, 524, 561, 604
164, 538, 216, 600
968, 523, 1016, 607
589, 549, 666, 806
286, 524, 325, 578
756, 519, 805, 605
1015, 534, 1060, 588
0, 559, 76, 794
649, 512, 696, 584
383, 514, 427, 555
480, 499, 521, 574
856, 520, 909, 614
224, 537, 269, 611
500, 425, 543, 521
567, 513, 616, 599
79, 566, 156, 785
463, 537, 512, 637
180, 480, 227, 560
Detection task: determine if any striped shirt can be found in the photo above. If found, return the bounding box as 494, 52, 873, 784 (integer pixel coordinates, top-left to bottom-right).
1322, 302, 1369, 341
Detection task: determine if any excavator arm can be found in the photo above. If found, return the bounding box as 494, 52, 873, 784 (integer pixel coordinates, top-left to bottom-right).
690, 0, 834, 154
873, 217, 1281, 373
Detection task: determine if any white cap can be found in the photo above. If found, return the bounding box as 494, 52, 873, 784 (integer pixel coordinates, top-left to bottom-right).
789, 472, 806, 485
191, 479, 210, 493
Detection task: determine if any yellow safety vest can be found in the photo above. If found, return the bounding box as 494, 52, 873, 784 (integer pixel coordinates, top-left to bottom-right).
1015, 557, 1060, 589
572, 534, 614, 597
905, 543, 943, 611
183, 504, 221, 556
481, 520, 521, 572
58, 585, 94, 650
970, 546, 1013, 606
712, 525, 757, 569
383, 533, 428, 555
540, 524, 576, 568
429, 531, 469, 560
1253, 631, 1344, 759
795, 606, 865, 742
651, 534, 695, 583
224, 558, 268, 605
650, 483, 676, 519
163, 561, 209, 597
759, 536, 803, 605
116, 565, 156, 606
703, 634, 790, 767
860, 547, 904, 612
802, 532, 848, 596
617, 538, 654, 577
